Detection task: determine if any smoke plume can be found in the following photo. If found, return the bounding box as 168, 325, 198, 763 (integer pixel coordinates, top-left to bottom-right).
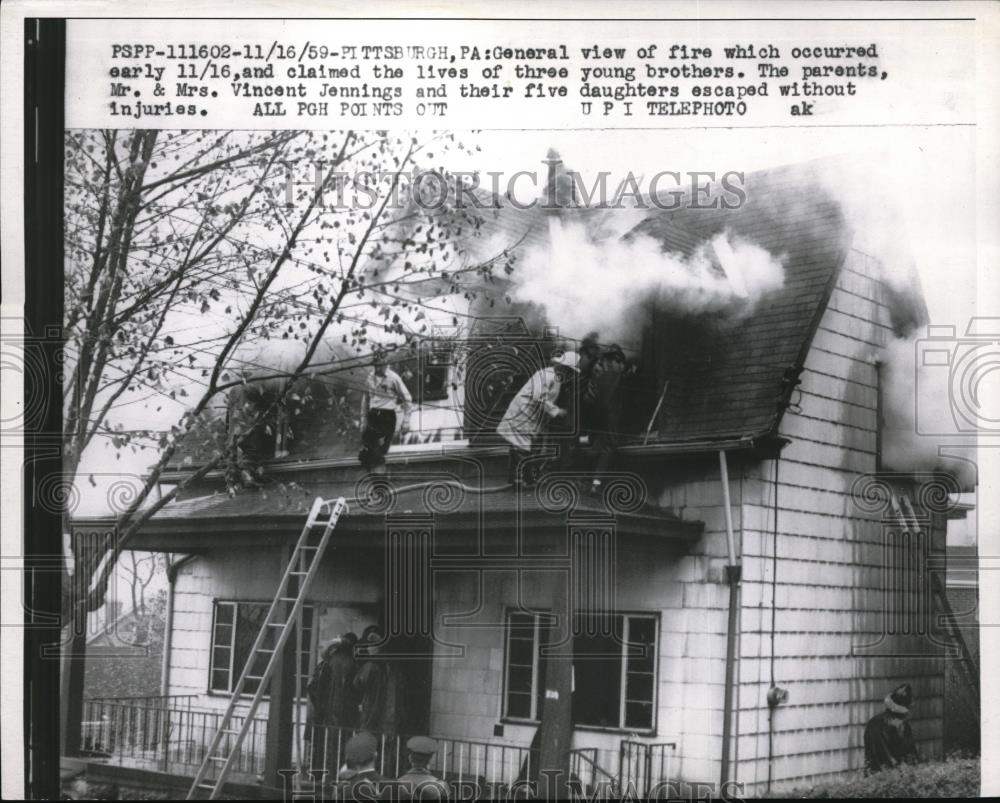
510, 217, 785, 344
880, 337, 978, 490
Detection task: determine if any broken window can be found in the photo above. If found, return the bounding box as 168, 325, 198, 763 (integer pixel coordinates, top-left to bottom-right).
501, 610, 658, 732
209, 600, 314, 697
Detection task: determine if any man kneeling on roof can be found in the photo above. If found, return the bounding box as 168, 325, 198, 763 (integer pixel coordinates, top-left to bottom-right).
496, 350, 580, 487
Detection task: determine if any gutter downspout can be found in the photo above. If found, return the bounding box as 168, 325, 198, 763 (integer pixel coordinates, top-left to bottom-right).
719, 450, 742, 794
161, 554, 195, 698
160, 554, 195, 771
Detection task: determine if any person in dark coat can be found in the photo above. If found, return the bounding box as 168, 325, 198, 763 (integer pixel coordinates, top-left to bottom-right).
397, 736, 450, 801
307, 633, 359, 778
354, 625, 406, 773
582, 345, 627, 494
864, 683, 920, 774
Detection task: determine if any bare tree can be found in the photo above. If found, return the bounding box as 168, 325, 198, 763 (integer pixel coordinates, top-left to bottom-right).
120, 551, 163, 615
62, 128, 512, 626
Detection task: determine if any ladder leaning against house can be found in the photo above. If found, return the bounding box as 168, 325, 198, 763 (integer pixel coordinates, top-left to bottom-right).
185, 496, 349, 800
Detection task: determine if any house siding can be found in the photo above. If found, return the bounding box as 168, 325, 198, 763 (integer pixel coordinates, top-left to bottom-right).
156, 253, 946, 793
167, 546, 383, 721
735, 249, 945, 794
429, 522, 733, 787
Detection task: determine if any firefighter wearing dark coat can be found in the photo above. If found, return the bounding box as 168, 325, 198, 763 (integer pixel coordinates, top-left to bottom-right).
396, 736, 450, 800
582, 344, 627, 494
864, 683, 920, 773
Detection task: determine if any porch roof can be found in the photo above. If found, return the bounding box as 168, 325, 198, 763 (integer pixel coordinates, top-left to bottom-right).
119, 477, 704, 551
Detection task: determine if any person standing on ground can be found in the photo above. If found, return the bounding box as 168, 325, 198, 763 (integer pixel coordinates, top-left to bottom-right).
864, 683, 920, 773
338, 732, 390, 800
359, 353, 412, 472
397, 736, 450, 800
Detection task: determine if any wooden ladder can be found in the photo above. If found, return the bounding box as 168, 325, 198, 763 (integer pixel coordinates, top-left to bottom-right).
185, 496, 348, 800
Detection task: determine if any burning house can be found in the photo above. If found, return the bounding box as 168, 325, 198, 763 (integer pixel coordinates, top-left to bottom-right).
68, 161, 967, 798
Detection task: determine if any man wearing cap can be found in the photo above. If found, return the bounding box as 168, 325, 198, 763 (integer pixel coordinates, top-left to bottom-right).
863, 683, 920, 773
337, 732, 389, 800
396, 736, 450, 800
359, 353, 412, 473
496, 351, 579, 486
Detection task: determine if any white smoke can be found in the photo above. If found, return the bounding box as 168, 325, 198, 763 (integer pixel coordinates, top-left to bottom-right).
815, 155, 976, 488
510, 217, 785, 343
880, 337, 979, 489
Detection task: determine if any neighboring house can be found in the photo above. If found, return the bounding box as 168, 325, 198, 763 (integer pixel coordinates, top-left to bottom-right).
943, 493, 980, 755
83, 591, 166, 701
71, 163, 956, 797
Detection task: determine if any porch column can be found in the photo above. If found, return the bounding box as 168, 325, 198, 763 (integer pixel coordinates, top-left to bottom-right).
537, 513, 616, 797
59, 623, 87, 756
384, 514, 434, 650
383, 514, 436, 740
536, 564, 573, 800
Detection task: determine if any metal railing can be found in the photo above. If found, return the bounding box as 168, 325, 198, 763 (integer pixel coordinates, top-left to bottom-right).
305, 724, 532, 795
568, 747, 621, 797
80, 698, 677, 796
620, 740, 677, 797
81, 698, 268, 779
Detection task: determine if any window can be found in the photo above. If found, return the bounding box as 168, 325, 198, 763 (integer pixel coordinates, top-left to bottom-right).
210, 601, 314, 697
501, 611, 658, 732
502, 612, 549, 721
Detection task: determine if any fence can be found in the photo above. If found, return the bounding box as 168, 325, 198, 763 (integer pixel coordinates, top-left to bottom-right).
81, 697, 268, 780
80, 698, 676, 796
306, 724, 533, 796
619, 740, 677, 796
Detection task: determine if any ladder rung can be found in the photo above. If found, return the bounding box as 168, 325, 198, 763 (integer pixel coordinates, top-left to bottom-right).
187, 497, 345, 801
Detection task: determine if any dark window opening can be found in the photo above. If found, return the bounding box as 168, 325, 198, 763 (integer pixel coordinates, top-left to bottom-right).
502, 610, 657, 732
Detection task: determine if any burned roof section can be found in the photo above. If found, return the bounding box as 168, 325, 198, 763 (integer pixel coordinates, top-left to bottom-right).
630, 162, 852, 445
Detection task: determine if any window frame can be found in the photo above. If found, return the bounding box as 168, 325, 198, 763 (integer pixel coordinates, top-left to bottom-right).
208, 598, 316, 700
500, 609, 548, 723
499, 609, 659, 734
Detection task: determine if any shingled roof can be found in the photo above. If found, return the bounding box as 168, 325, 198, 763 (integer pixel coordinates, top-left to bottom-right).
631, 161, 852, 446
134, 475, 704, 549
166, 161, 854, 472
